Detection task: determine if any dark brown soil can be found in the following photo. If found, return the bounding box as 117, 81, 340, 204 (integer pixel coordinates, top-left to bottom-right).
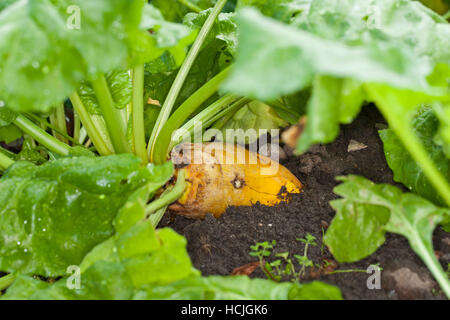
160, 105, 449, 300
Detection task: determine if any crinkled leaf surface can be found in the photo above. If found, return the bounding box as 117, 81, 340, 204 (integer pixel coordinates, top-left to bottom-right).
291, 0, 450, 65
0, 0, 146, 113
2, 184, 342, 300
212, 101, 288, 144
380, 107, 450, 206
80, 203, 198, 288
325, 175, 450, 263
2, 261, 135, 300
14, 137, 48, 165
134, 276, 342, 300
1, 224, 197, 299
78, 70, 132, 115
184, 10, 238, 56
223, 7, 436, 100
130, 4, 197, 66
144, 11, 235, 109
0, 275, 51, 300
0, 155, 173, 276
134, 275, 293, 299
224, 1, 450, 153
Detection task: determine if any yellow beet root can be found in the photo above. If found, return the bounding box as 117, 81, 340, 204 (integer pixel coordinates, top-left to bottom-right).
169, 142, 303, 218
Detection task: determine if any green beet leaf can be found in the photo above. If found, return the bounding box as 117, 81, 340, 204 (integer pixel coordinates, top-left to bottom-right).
143, 11, 235, 110
223, 0, 450, 153
0, 275, 51, 300
0, 155, 173, 277
1, 183, 342, 300
31, 261, 135, 300
78, 70, 133, 115
130, 4, 197, 67
1, 224, 197, 299
81, 204, 197, 288
184, 9, 238, 56
0, 0, 148, 113
324, 176, 396, 262
292, 0, 450, 64
2, 261, 135, 300
324, 175, 450, 297
325, 175, 450, 262
380, 107, 450, 206
134, 276, 341, 300
223, 7, 434, 101
13, 137, 48, 165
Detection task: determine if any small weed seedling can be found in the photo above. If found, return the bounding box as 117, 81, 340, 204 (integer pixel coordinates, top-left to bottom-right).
249, 241, 277, 280
266, 252, 297, 282
295, 233, 318, 280
249, 233, 319, 283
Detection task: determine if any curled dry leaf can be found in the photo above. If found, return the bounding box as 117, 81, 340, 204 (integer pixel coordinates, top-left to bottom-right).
281, 116, 307, 150
231, 261, 260, 276
147, 98, 161, 106
347, 139, 368, 152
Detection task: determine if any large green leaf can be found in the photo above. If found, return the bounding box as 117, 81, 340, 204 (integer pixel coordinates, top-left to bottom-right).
1, 176, 342, 300
132, 4, 197, 66
223, 7, 436, 101
134, 277, 342, 300
0, 155, 173, 276
0, 0, 146, 113
325, 175, 450, 263
380, 107, 450, 206
224, 1, 450, 153
291, 0, 450, 65
143, 11, 236, 109
184, 9, 238, 56
2, 261, 135, 300
1, 221, 197, 299
2, 220, 342, 300
0, 275, 51, 300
